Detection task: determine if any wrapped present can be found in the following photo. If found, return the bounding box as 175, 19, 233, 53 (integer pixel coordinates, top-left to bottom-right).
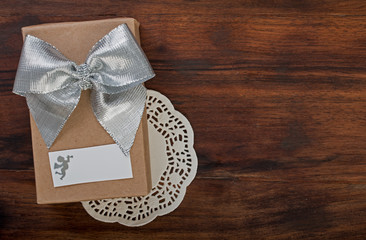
13, 18, 154, 204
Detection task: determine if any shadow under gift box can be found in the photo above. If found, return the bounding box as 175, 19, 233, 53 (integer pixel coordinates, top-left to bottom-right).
20, 18, 152, 204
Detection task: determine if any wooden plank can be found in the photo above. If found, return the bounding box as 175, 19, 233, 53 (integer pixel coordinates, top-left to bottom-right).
0, 170, 366, 239
1, 0, 366, 16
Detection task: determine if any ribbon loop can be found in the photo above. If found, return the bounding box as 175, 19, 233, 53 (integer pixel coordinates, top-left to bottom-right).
13, 23, 155, 154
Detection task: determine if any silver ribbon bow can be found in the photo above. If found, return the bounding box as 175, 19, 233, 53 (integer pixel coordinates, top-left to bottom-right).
13, 24, 155, 155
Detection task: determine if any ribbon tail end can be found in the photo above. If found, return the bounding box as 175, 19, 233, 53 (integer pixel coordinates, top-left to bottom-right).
121, 148, 130, 157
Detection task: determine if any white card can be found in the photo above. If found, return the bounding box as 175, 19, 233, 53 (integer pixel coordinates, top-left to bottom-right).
48, 144, 133, 187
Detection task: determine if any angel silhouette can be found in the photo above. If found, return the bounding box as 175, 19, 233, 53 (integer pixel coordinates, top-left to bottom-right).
54, 155, 73, 180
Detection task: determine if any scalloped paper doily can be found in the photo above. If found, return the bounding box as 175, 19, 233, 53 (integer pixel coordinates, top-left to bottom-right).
81, 89, 198, 226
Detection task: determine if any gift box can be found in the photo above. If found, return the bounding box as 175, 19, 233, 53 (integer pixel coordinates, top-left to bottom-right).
16, 18, 152, 204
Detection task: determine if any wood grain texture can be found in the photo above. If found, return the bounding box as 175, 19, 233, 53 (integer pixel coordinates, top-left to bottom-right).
1, 0, 366, 239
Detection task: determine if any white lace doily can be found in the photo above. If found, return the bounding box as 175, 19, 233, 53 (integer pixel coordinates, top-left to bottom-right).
81, 89, 197, 226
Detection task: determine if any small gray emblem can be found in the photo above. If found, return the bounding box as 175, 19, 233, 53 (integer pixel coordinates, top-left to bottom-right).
54, 155, 73, 180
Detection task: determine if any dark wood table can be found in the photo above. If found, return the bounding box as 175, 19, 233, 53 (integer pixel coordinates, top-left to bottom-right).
1, 1, 366, 239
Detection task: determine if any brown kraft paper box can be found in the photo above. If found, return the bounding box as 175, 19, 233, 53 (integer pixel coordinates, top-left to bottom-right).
21, 18, 152, 204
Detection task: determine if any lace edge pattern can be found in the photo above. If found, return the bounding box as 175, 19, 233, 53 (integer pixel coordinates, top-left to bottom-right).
81, 89, 198, 226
